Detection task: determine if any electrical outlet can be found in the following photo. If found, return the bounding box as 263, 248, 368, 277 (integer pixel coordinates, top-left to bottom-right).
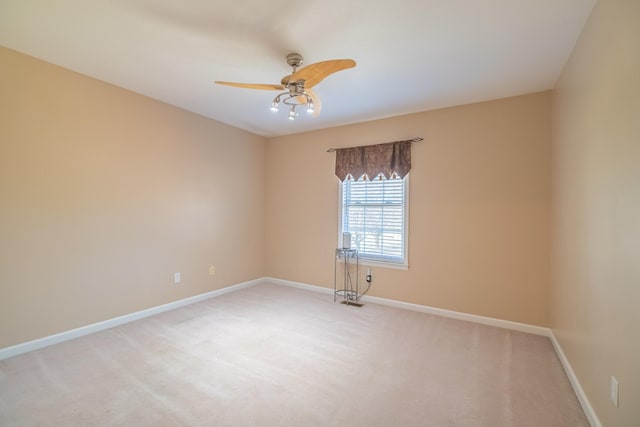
610, 376, 619, 407
365, 268, 372, 283
209, 265, 216, 276
174, 272, 181, 284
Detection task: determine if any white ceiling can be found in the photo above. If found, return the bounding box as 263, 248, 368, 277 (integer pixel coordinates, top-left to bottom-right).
0, 0, 596, 137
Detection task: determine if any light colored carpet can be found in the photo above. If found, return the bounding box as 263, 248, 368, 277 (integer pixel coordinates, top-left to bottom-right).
0, 282, 588, 426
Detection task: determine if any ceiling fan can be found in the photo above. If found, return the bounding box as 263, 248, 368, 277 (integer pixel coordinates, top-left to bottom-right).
215, 53, 356, 120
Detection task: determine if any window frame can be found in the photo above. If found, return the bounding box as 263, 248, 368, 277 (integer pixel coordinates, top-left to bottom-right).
338, 174, 409, 270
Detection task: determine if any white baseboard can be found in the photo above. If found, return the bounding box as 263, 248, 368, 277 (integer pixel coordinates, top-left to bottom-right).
0, 278, 263, 361
361, 293, 550, 336
0, 275, 602, 427
549, 331, 602, 427
266, 276, 548, 336
266, 276, 601, 426
267, 277, 335, 295
1, 276, 547, 360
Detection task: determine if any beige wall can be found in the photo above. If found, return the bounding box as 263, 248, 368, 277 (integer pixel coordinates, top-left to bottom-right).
0, 47, 267, 348
266, 92, 551, 327
550, 0, 640, 425
4, 7, 635, 422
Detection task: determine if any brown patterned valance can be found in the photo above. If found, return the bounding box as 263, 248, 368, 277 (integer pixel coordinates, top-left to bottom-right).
334, 139, 412, 181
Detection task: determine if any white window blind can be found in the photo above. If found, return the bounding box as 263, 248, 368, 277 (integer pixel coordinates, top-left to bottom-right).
341, 174, 407, 264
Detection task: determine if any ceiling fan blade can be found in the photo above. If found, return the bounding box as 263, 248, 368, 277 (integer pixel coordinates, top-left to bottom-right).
215, 81, 284, 91
306, 88, 322, 117
292, 59, 356, 88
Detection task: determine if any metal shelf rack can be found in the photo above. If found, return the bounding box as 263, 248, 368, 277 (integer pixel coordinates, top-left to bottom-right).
334, 248, 363, 306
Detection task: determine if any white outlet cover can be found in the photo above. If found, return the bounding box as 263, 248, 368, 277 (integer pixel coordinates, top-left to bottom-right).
174, 272, 181, 284
610, 376, 619, 407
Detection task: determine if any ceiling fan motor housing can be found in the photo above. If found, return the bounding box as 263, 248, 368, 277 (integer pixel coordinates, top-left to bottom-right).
286, 53, 304, 68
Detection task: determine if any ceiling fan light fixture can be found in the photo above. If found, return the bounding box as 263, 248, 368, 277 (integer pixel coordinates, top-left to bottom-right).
288, 106, 299, 120
272, 90, 310, 120
217, 53, 355, 121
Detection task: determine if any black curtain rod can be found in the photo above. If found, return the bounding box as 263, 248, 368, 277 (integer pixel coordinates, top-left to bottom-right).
326, 137, 423, 152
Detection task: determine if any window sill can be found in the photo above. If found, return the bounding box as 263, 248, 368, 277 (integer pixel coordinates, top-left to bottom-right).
348, 258, 409, 271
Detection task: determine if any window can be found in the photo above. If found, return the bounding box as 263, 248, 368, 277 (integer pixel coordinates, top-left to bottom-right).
340, 174, 408, 267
